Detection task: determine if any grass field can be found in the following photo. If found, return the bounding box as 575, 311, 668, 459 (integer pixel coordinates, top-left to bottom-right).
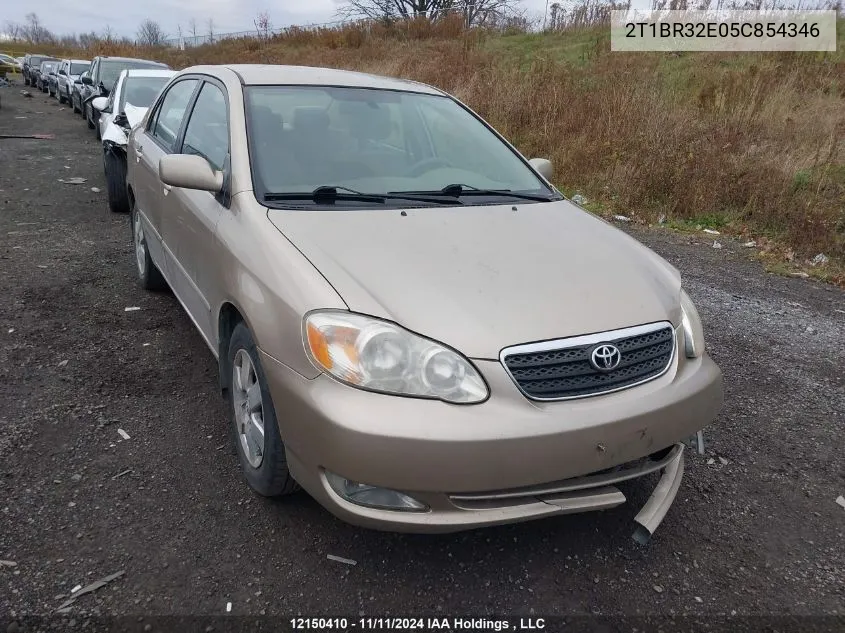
13, 17, 845, 281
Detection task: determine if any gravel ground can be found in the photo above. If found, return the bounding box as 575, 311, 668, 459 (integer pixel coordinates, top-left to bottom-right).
1, 88, 843, 630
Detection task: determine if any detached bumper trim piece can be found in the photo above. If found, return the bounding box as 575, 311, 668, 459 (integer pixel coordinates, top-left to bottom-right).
632, 445, 685, 544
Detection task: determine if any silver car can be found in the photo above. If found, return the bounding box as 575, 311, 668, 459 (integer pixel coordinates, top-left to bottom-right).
126, 65, 723, 537
55, 59, 91, 105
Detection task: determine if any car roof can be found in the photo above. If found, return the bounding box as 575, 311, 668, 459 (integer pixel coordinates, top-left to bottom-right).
122, 69, 177, 78
97, 56, 167, 65
70, 59, 91, 64
184, 64, 444, 96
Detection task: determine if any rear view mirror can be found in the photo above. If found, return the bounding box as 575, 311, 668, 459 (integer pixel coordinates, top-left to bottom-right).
59, 69, 66, 76
91, 96, 109, 112
529, 158, 554, 181
159, 154, 224, 193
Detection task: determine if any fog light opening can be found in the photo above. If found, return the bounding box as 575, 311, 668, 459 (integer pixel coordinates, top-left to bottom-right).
325, 472, 428, 512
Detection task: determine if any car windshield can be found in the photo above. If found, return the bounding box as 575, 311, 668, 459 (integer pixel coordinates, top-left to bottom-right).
101, 61, 164, 88
30, 56, 45, 66
119, 76, 169, 111
41, 62, 58, 72
70, 62, 90, 75
244, 86, 553, 204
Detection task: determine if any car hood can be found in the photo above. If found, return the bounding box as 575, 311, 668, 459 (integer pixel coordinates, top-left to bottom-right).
124, 104, 147, 127
267, 200, 682, 359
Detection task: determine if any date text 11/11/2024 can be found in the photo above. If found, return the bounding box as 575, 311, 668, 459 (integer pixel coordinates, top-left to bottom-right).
290, 617, 547, 631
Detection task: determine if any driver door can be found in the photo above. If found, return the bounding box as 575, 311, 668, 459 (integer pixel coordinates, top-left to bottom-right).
131, 78, 200, 293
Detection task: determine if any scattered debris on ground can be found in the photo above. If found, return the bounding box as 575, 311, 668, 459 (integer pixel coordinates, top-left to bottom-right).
810, 253, 829, 266
327, 554, 358, 566
55, 570, 125, 611
117, 429, 130, 440
91, 187, 101, 193
836, 496, 845, 510
712, 241, 723, 249
0, 560, 17, 568
124, 306, 141, 312
743, 241, 756, 247
613, 215, 631, 223
0, 133, 55, 140
571, 194, 586, 205
58, 177, 87, 185
703, 229, 720, 235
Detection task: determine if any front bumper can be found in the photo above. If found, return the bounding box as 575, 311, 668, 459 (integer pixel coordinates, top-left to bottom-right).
261, 329, 722, 533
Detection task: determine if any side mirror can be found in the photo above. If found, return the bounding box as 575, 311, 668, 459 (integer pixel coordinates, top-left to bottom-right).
159, 155, 223, 193
91, 96, 109, 112
59, 69, 66, 76
81, 75, 92, 85
529, 158, 554, 181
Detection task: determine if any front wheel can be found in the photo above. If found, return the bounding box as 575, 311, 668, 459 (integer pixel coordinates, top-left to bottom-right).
130, 202, 167, 291
227, 323, 299, 497
58, 90, 66, 104
104, 151, 129, 213
85, 103, 95, 129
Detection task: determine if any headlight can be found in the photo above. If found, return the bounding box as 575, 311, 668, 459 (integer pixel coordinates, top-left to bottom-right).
304, 311, 488, 404
680, 289, 705, 358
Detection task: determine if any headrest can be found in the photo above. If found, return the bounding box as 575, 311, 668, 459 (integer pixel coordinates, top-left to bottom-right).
337, 100, 392, 141
292, 106, 330, 132
251, 105, 284, 133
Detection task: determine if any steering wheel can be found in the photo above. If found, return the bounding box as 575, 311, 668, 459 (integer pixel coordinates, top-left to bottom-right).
405, 157, 450, 178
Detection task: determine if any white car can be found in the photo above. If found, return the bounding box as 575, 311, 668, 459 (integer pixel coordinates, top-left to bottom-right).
92, 69, 176, 213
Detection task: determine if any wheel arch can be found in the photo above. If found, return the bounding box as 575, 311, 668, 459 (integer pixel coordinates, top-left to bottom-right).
217, 301, 250, 399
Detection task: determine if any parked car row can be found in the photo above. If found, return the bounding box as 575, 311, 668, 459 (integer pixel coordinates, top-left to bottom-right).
31, 54, 173, 212
21, 57, 724, 535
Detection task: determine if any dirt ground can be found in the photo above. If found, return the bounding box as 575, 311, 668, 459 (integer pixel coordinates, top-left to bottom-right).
1, 88, 843, 630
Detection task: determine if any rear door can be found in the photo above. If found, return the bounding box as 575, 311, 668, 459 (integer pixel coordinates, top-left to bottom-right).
131, 78, 199, 279
161, 79, 230, 342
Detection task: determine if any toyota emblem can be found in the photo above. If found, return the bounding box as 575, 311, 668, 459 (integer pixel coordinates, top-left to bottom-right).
590, 344, 622, 371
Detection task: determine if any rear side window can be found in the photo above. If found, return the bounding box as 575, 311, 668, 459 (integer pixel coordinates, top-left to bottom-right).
150, 79, 198, 152
181, 83, 228, 171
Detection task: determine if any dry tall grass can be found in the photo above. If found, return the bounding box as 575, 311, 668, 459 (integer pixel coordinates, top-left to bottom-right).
43, 17, 845, 271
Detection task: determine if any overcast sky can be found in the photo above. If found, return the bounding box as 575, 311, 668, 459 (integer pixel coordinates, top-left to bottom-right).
7, 0, 556, 40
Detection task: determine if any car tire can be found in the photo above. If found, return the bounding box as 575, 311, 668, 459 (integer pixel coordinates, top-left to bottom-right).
105, 151, 129, 214
71, 94, 79, 114
227, 322, 299, 498
130, 201, 167, 291
86, 103, 95, 129
24, 76, 29, 86
58, 91, 66, 104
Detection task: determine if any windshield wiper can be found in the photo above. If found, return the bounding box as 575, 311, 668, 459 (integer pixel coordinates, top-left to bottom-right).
401, 183, 557, 202
264, 185, 461, 206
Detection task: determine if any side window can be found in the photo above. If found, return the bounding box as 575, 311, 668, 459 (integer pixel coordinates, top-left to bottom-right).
90, 60, 98, 81
181, 83, 228, 171
151, 79, 198, 152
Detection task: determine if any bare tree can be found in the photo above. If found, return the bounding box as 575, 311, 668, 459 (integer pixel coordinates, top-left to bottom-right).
3, 21, 22, 41
207, 18, 215, 44
188, 18, 198, 39
254, 11, 272, 39
23, 12, 53, 43
137, 19, 167, 46
338, 0, 523, 26
102, 24, 114, 42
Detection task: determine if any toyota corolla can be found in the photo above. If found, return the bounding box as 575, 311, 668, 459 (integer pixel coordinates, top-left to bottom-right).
125, 65, 723, 537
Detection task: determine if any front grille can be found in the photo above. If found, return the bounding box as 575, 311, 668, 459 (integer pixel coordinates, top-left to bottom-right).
501, 322, 675, 400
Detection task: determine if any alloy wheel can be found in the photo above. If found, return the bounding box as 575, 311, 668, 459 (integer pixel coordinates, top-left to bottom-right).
231, 349, 265, 469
